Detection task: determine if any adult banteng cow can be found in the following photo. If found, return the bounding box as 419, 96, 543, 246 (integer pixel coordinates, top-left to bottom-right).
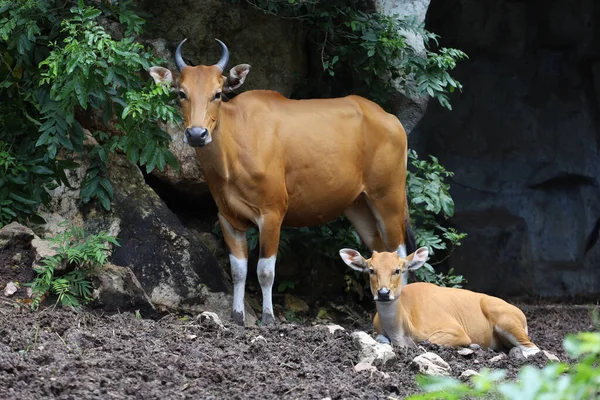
149, 39, 412, 326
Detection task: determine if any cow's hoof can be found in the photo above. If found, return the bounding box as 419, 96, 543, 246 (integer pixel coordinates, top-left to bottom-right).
232, 310, 245, 326
261, 311, 276, 325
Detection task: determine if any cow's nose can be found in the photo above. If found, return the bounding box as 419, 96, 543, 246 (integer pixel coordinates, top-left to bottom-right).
377, 287, 391, 300
185, 127, 208, 140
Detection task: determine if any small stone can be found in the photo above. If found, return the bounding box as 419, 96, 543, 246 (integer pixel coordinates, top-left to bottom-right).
458, 347, 474, 356
489, 353, 507, 363
460, 369, 481, 381
3, 282, 18, 297
351, 331, 396, 367
542, 350, 560, 362
198, 311, 226, 329
251, 335, 267, 345
411, 352, 452, 376
509, 347, 526, 361
354, 362, 377, 373
186, 334, 197, 340
325, 324, 345, 335
468, 343, 482, 350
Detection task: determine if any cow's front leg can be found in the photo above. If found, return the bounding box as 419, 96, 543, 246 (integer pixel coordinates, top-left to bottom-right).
219, 214, 248, 326
257, 213, 283, 325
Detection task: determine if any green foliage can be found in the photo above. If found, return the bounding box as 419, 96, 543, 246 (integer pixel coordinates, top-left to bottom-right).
27, 224, 119, 310
0, 0, 180, 226
407, 149, 467, 287
233, 0, 467, 108
408, 331, 600, 400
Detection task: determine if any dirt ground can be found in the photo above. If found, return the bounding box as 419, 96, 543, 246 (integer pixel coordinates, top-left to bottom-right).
0, 300, 597, 400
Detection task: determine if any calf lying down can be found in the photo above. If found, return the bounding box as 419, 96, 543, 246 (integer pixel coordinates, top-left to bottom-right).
339, 247, 540, 357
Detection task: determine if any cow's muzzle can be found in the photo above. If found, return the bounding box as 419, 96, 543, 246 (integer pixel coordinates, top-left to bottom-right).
376, 287, 392, 302
184, 127, 210, 147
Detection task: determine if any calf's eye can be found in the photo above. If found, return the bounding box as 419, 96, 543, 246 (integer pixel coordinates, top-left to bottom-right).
369, 269, 375, 276
178, 90, 187, 100
394, 268, 401, 275
214, 92, 222, 100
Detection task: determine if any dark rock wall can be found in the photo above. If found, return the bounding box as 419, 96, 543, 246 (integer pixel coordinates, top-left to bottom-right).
412, 0, 600, 297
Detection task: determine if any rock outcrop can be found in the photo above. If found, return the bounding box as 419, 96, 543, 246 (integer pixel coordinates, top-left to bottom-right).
38, 149, 232, 314
413, 0, 600, 297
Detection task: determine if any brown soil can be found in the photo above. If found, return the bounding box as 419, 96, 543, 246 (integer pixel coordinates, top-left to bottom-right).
0, 300, 597, 400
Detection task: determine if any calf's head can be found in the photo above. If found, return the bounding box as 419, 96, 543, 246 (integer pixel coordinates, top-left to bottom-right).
339, 247, 429, 302
149, 39, 251, 147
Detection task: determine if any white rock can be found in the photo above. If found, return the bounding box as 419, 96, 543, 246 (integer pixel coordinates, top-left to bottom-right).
460, 369, 481, 381
198, 311, 225, 329
542, 350, 560, 362
458, 347, 475, 356
3, 282, 18, 297
251, 335, 267, 345
351, 331, 396, 367
354, 362, 377, 373
489, 353, 507, 363
325, 324, 345, 335
411, 352, 452, 376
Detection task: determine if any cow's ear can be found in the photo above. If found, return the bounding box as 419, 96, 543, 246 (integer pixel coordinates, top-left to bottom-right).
149, 66, 173, 86
223, 64, 251, 93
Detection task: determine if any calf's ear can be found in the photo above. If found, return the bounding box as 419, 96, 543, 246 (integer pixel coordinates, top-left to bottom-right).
405, 247, 429, 271
339, 249, 368, 272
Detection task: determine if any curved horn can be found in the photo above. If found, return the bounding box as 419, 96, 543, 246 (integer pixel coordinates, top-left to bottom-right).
214, 39, 229, 72
175, 38, 188, 72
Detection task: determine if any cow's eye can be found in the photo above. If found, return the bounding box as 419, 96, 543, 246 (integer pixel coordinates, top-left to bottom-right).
178, 90, 187, 100
394, 268, 401, 275
369, 269, 375, 276
214, 92, 222, 100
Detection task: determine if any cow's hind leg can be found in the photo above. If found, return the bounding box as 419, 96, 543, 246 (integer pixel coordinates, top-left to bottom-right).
344, 194, 386, 252
483, 298, 540, 357
219, 213, 249, 326
257, 213, 284, 325
427, 326, 473, 348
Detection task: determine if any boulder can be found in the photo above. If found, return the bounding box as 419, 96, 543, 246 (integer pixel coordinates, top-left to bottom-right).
412, 0, 600, 298
0, 223, 36, 298
136, 0, 307, 97
373, 0, 432, 133
92, 263, 155, 313
38, 151, 233, 314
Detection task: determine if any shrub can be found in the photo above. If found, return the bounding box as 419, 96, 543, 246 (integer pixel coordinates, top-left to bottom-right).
0, 0, 180, 226
232, 0, 467, 109
27, 224, 119, 310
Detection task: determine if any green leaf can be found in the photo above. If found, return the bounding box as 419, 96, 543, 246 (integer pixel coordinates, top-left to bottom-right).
9, 192, 38, 206
30, 166, 54, 175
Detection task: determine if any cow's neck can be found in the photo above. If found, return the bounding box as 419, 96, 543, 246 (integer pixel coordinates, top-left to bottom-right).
194, 104, 238, 182
376, 298, 413, 347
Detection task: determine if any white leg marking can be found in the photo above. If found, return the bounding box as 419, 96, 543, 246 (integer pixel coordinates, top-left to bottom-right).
397, 244, 407, 258
521, 345, 541, 358
229, 255, 248, 318
257, 255, 276, 323
495, 327, 540, 358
